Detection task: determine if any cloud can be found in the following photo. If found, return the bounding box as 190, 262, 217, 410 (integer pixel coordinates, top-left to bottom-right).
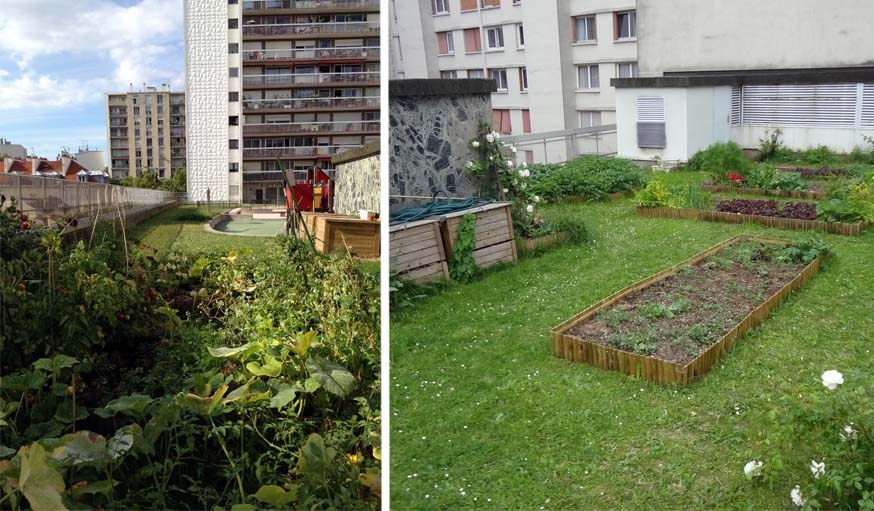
0, 0, 183, 111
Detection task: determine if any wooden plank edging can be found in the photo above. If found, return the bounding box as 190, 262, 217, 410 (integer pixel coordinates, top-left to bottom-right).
636, 207, 867, 236
701, 184, 825, 200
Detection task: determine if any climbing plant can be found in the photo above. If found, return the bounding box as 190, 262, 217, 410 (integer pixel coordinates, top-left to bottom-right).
449, 213, 477, 283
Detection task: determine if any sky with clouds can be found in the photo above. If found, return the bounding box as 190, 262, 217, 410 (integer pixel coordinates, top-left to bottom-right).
0, 0, 184, 163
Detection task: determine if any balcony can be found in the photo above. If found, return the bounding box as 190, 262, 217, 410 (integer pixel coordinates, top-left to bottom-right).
108, 109, 127, 116
242, 71, 379, 87
242, 21, 379, 38
170, 148, 186, 158
243, 0, 379, 10
243, 120, 378, 135
243, 145, 358, 159
242, 95, 379, 112
243, 46, 378, 63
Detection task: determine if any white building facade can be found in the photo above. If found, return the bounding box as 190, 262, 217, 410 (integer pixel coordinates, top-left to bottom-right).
614, 0, 874, 162
390, 0, 638, 163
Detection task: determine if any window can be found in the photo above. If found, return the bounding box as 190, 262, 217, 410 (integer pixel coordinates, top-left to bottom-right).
485, 26, 504, 50
228, 18, 238, 29
229, 67, 239, 77
229, 43, 239, 54
513, 0, 521, 4
617, 62, 638, 78
229, 163, 239, 172
228, 0, 238, 4
519, 67, 528, 91
577, 65, 600, 89
481, 0, 500, 7
437, 31, 454, 55
229, 139, 239, 149
578, 111, 602, 128
432, 0, 449, 14
468, 69, 485, 78
460, 0, 477, 10
615, 10, 636, 39
229, 115, 239, 126
522, 109, 531, 133
492, 109, 512, 134
440, 70, 458, 79
229, 92, 239, 102
574, 15, 596, 42
516, 24, 525, 49
489, 68, 508, 91
463, 28, 482, 53
637, 96, 666, 148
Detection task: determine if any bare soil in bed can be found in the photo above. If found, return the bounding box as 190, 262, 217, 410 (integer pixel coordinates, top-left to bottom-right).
567, 240, 806, 365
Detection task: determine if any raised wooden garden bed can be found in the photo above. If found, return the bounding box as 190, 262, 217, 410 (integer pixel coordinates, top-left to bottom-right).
637, 206, 868, 236
298, 212, 380, 259
389, 218, 449, 283
701, 184, 825, 200
551, 235, 825, 384
774, 165, 848, 178
441, 202, 517, 270
517, 231, 570, 255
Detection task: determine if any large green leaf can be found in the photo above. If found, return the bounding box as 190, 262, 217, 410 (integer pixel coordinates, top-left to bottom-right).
70, 479, 117, 497
268, 382, 296, 410
292, 331, 318, 356
50, 431, 107, 467
108, 424, 142, 460
0, 445, 15, 458
33, 355, 78, 373
95, 394, 153, 419
246, 356, 283, 378
0, 370, 47, 391
207, 343, 254, 359
296, 433, 333, 483
19, 443, 68, 511
253, 484, 298, 507
305, 357, 356, 398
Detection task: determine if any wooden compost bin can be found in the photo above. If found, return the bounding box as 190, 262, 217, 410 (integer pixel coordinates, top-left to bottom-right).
637, 207, 868, 236
701, 184, 825, 200
550, 235, 825, 384
441, 202, 517, 269
389, 218, 449, 283
299, 212, 380, 259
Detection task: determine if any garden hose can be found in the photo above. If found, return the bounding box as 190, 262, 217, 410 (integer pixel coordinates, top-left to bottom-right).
389, 194, 493, 226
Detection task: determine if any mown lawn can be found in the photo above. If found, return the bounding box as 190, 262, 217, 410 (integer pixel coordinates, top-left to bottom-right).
389, 171, 874, 510
129, 205, 274, 254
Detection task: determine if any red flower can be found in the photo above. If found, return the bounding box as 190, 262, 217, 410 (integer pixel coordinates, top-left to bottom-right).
21, 222, 30, 230
20, 213, 28, 221
726, 173, 745, 182
117, 312, 126, 321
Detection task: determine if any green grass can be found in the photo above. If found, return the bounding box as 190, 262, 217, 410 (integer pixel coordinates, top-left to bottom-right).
389, 171, 874, 510
129, 206, 274, 254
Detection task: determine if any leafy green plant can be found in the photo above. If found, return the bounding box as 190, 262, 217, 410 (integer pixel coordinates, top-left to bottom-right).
526, 157, 647, 201
672, 184, 713, 209
634, 179, 677, 208
778, 238, 832, 265
758, 128, 793, 162
798, 145, 838, 166
449, 214, 477, 283
687, 141, 751, 176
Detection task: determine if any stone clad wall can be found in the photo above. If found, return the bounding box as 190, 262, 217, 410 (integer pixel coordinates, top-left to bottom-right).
335, 153, 380, 216
389, 79, 496, 212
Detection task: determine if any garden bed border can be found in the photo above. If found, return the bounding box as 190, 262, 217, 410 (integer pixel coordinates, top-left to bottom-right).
550, 234, 825, 384
636, 206, 867, 236
701, 184, 825, 200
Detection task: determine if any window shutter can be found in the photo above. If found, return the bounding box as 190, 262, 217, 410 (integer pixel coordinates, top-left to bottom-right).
492, 110, 502, 129
572, 18, 578, 42
461, 0, 478, 10
437, 32, 448, 54
483, 0, 500, 6
636, 97, 666, 148
464, 28, 481, 52
431, 0, 436, 14
522, 110, 531, 133
730, 86, 742, 126
613, 12, 619, 40
740, 84, 857, 127
861, 84, 874, 128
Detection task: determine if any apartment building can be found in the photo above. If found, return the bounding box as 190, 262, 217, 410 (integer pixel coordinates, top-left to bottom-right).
185, 0, 380, 203
390, 0, 637, 163
105, 85, 187, 180
613, 0, 874, 162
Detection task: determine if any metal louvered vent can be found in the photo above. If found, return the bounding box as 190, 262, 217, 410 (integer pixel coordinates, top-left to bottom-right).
862, 84, 874, 128
730, 86, 741, 126
741, 84, 858, 127
637, 96, 666, 148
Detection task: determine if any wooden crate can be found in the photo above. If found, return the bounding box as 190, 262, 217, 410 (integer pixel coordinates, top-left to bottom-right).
441, 202, 517, 269
299, 213, 380, 259
550, 235, 825, 384
389, 218, 449, 283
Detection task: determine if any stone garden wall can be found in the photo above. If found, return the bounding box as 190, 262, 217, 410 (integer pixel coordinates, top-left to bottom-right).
333, 142, 381, 216
389, 79, 496, 212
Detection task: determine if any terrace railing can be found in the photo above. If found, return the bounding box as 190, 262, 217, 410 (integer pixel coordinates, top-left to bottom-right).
243, 46, 379, 62
242, 145, 359, 159
501, 124, 618, 164
243, 120, 379, 135
242, 96, 379, 111
243, 0, 379, 10
242, 21, 379, 37
242, 71, 379, 87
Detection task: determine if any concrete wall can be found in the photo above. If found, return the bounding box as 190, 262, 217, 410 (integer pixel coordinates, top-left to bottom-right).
389, 80, 494, 212
389, 0, 436, 79
731, 125, 874, 153
616, 87, 690, 161
637, 0, 874, 76
184, 0, 230, 201
335, 154, 380, 216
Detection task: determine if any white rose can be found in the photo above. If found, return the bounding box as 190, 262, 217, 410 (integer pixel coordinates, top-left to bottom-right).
510, 145, 517, 153
506, 160, 514, 167
488, 155, 494, 161
466, 161, 474, 168
533, 195, 541, 203
520, 169, 530, 178
502, 188, 509, 194
821, 370, 844, 390
840, 424, 858, 442
743, 460, 763, 478
526, 204, 534, 213
809, 460, 825, 479
521, 161, 528, 167
790, 486, 805, 507
472, 140, 481, 148
491, 130, 501, 140
486, 134, 495, 143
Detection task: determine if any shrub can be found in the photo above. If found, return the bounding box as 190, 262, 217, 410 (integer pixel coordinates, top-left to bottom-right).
672, 184, 713, 210
174, 210, 212, 222
527, 156, 646, 201
758, 128, 793, 162
687, 142, 751, 176
634, 179, 676, 208
770, 171, 808, 192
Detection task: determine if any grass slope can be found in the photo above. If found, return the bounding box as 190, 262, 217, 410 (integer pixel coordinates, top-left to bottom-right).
129, 206, 273, 254
389, 171, 874, 510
